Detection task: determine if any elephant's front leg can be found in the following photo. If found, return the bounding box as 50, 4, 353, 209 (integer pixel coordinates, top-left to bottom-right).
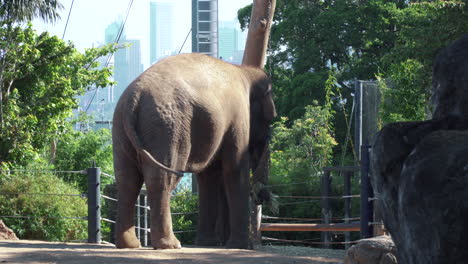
143, 167, 182, 249
196, 160, 230, 246
222, 150, 251, 249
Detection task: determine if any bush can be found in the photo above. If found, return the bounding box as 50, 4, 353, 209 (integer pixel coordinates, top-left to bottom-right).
265, 103, 339, 245
0, 169, 87, 241
171, 188, 198, 245
54, 127, 114, 192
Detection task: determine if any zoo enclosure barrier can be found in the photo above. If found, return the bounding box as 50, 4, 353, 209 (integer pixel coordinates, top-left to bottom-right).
0, 167, 198, 245
97, 170, 198, 246
0, 146, 378, 247
259, 144, 377, 249
91, 154, 376, 247
0, 169, 89, 241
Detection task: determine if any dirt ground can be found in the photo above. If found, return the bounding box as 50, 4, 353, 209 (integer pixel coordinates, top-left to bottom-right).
0, 240, 345, 264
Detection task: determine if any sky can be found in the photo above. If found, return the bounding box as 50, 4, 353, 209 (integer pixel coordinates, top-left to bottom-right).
33, 0, 252, 69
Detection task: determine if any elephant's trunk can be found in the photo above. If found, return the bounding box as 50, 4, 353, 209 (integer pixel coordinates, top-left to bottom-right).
251, 144, 271, 204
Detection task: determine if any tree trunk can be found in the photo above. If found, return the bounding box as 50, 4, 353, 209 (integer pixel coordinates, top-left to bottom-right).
242, 0, 276, 248
242, 0, 276, 68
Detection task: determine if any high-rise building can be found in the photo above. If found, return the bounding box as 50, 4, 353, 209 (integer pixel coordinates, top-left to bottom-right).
219, 20, 246, 64
192, 0, 218, 58
113, 38, 143, 101
219, 21, 238, 62
104, 20, 143, 111
150, 1, 174, 65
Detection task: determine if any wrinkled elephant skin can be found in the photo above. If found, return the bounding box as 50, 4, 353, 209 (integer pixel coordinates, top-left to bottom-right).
112, 53, 276, 250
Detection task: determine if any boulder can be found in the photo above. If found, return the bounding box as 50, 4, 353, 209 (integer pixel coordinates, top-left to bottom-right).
344, 236, 397, 264
0, 220, 18, 240
370, 34, 468, 264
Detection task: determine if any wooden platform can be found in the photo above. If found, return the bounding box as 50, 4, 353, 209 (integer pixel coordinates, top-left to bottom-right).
260, 222, 361, 232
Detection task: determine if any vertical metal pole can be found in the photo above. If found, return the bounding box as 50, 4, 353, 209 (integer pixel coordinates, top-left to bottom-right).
321, 170, 331, 248
360, 144, 374, 239
192, 174, 198, 194
354, 79, 363, 162
144, 195, 148, 247
136, 195, 141, 241
344, 171, 352, 249
87, 165, 101, 244
191, 0, 198, 53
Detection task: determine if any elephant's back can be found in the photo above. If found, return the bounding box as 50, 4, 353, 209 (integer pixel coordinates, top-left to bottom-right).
129, 53, 248, 122
138, 54, 243, 92
114, 53, 250, 172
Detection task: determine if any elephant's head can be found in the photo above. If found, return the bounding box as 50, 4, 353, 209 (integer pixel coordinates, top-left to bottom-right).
248, 71, 277, 204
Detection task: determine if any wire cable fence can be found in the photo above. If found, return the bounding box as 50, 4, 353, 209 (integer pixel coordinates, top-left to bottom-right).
0, 148, 376, 250
0, 169, 90, 242
258, 166, 364, 249
99, 172, 199, 247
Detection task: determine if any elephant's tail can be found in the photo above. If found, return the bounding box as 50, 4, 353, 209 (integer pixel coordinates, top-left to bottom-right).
121, 93, 185, 178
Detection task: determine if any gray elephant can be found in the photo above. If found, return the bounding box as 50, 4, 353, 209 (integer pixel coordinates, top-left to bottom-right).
112, 53, 276, 249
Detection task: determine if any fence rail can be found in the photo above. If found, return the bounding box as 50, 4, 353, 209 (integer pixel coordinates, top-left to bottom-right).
261, 222, 361, 232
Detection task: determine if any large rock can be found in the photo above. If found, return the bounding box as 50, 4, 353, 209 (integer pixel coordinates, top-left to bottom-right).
0, 220, 18, 240
370, 34, 468, 264
344, 236, 397, 264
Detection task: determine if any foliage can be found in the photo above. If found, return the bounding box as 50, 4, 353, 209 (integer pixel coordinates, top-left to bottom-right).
0, 0, 63, 23
54, 124, 113, 192
270, 104, 337, 193
378, 1, 468, 123
239, 0, 468, 126
170, 187, 198, 245
378, 60, 428, 124
0, 165, 87, 241
263, 101, 337, 244
0, 22, 117, 167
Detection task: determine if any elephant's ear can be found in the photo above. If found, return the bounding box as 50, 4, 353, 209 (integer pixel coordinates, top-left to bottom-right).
251, 78, 276, 122
261, 84, 276, 121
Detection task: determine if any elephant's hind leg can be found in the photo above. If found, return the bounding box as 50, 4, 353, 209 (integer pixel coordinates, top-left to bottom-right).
115, 165, 144, 248
142, 164, 183, 249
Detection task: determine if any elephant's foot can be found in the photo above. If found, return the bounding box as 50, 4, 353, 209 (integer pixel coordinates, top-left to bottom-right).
152, 235, 182, 249
115, 231, 141, 249
226, 238, 251, 249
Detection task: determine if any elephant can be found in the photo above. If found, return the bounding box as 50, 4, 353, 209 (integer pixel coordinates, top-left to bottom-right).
112, 53, 276, 249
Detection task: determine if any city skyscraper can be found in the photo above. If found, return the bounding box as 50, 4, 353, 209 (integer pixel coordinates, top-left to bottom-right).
192, 0, 218, 58
102, 20, 143, 117
150, 1, 175, 65
219, 20, 246, 64
113, 38, 143, 101
219, 21, 238, 62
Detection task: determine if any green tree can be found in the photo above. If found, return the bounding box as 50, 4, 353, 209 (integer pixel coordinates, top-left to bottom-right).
378, 1, 468, 123
239, 0, 468, 153
54, 125, 113, 192
0, 22, 116, 167
0, 0, 62, 23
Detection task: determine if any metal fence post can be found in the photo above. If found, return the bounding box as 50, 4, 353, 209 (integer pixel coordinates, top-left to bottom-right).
87, 164, 101, 244
344, 171, 352, 249
321, 170, 332, 248
360, 144, 374, 239
136, 195, 141, 241
144, 195, 148, 247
